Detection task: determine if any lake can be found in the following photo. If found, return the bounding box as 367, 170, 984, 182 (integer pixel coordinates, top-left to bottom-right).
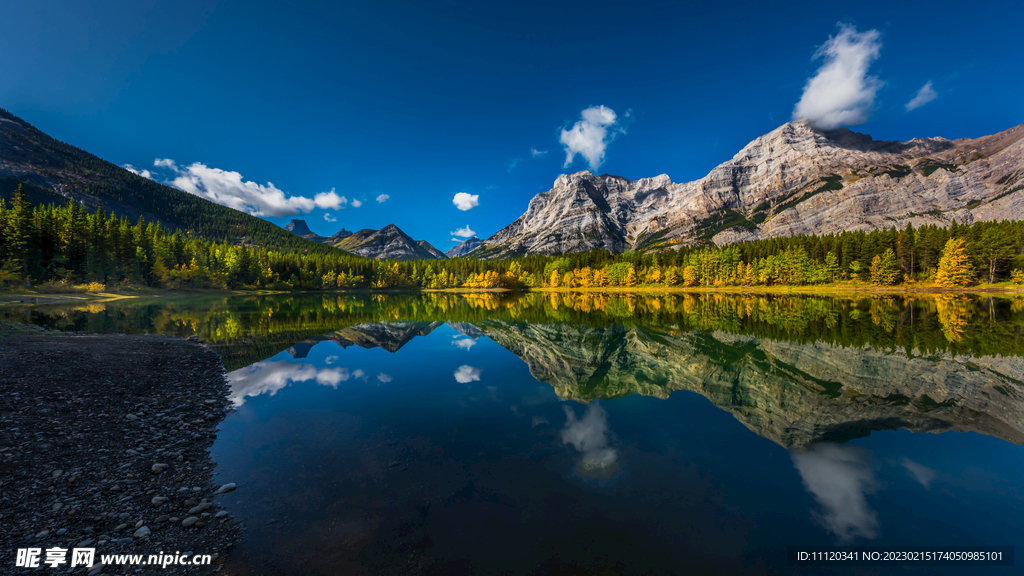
11, 292, 1024, 574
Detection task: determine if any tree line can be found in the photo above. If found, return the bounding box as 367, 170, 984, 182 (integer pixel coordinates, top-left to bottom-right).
2, 186, 1023, 291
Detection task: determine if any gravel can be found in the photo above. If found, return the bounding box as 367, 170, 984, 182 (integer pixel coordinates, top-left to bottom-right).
0, 329, 241, 574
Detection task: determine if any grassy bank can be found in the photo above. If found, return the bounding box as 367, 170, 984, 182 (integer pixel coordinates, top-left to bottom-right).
532, 281, 1024, 295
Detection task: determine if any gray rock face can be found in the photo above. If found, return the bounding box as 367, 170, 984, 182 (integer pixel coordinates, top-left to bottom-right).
283, 219, 314, 236
417, 240, 447, 260
333, 224, 443, 260
473, 121, 1024, 257
445, 236, 482, 258
328, 228, 353, 241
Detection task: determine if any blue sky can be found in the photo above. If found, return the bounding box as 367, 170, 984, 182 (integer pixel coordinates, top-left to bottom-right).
2, 0, 1022, 248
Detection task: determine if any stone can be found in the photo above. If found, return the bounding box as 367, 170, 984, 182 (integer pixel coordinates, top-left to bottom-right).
116, 537, 133, 545
155, 515, 169, 522
55, 528, 67, 536
151, 496, 168, 507
188, 502, 210, 515
151, 463, 168, 473
34, 530, 49, 538
133, 526, 150, 538
87, 563, 104, 575
214, 511, 229, 518
77, 538, 94, 547
181, 516, 199, 527
125, 449, 138, 456
115, 524, 127, 531
215, 483, 236, 494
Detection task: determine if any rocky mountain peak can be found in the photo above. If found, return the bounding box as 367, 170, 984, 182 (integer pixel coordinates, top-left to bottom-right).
446, 236, 482, 258
472, 122, 1024, 258
332, 223, 443, 261
283, 219, 314, 236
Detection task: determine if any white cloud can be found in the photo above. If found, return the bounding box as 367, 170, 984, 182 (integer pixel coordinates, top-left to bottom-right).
905, 81, 937, 112
560, 105, 627, 171
901, 457, 937, 489
377, 373, 393, 383
376, 194, 390, 203
530, 148, 548, 157
315, 368, 352, 388
454, 365, 481, 383
453, 192, 479, 211
451, 225, 476, 238
123, 164, 152, 179
532, 416, 549, 427
791, 443, 880, 543
450, 238, 463, 242
325, 355, 338, 365
324, 213, 337, 222
561, 402, 617, 469
507, 158, 522, 172
152, 158, 348, 218
452, 338, 476, 350
351, 199, 363, 208
792, 24, 883, 129
352, 369, 365, 380
313, 188, 347, 209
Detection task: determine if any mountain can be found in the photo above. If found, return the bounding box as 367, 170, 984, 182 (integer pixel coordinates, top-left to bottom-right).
278, 219, 442, 260
330, 224, 444, 260
471, 120, 1024, 258
417, 240, 447, 259
281, 219, 353, 245
0, 108, 337, 253
445, 236, 482, 258
286, 321, 444, 357
329, 228, 353, 241
471, 320, 1024, 449
284, 219, 315, 236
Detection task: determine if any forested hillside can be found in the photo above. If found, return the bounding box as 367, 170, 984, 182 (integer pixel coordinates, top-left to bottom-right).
0, 108, 337, 254
2, 188, 1022, 291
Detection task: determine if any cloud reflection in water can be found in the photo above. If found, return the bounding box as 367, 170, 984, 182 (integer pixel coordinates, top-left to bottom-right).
227, 361, 361, 406
791, 443, 880, 543
561, 402, 618, 473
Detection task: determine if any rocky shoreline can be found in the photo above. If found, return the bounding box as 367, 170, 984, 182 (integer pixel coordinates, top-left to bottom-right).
1, 326, 241, 574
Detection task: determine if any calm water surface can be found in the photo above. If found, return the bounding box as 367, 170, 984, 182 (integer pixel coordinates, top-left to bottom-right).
13, 292, 1024, 574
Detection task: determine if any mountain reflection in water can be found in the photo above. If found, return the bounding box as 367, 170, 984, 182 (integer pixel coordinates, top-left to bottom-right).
14, 292, 1024, 574
224, 312, 1024, 449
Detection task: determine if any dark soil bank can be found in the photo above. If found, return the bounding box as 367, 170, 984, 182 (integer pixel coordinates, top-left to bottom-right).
0, 329, 241, 574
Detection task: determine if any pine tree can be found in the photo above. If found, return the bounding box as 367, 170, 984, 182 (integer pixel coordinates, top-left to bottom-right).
5, 184, 33, 278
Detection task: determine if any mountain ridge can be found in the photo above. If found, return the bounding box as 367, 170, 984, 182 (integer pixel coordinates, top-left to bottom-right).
445, 236, 482, 258
0, 108, 339, 254
471, 120, 1024, 258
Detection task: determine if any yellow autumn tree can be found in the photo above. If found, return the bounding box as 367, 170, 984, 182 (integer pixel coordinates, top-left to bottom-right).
934, 238, 975, 287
